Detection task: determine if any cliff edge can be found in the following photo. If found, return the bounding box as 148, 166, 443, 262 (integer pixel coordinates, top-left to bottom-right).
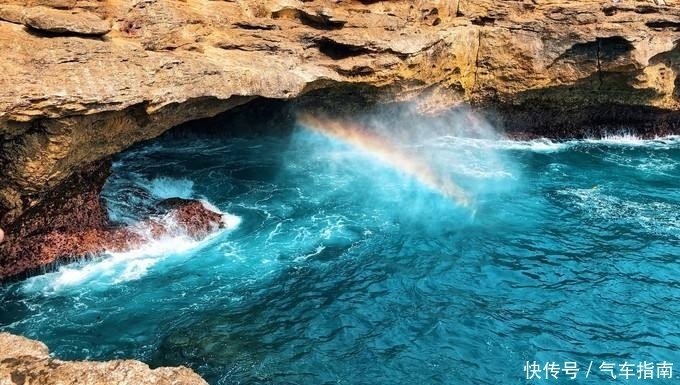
0, 332, 208, 385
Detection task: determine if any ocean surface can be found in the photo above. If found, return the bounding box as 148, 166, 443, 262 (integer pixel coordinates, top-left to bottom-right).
3, 114, 680, 384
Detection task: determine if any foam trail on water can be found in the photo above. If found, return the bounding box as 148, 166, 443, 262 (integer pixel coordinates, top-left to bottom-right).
20, 205, 242, 295
298, 115, 471, 207
20, 238, 194, 294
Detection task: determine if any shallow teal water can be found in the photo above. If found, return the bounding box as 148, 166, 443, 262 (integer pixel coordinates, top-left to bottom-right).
3, 121, 680, 384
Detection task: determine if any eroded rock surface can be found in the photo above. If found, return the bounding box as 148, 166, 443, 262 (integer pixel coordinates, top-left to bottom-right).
0, 157, 230, 279
23, 6, 111, 35
0, 332, 208, 385
2, 0, 680, 269
0, 196, 228, 279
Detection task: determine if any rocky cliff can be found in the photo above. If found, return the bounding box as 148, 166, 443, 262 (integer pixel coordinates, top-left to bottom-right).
1, 0, 680, 275
0, 332, 208, 385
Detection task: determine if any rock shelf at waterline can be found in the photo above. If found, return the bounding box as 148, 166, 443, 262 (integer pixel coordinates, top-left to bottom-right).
0, 332, 208, 385
0, 197, 236, 281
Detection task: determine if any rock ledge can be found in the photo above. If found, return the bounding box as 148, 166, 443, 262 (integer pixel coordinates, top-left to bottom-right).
0, 332, 208, 385
22, 6, 111, 36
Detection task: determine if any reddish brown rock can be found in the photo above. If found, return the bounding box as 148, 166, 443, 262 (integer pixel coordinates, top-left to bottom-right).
0, 160, 229, 281
155, 198, 226, 239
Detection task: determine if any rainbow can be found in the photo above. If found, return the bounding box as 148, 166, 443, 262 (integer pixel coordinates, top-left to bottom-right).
297, 114, 471, 208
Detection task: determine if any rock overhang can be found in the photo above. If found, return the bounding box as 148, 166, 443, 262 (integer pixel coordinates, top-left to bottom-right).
2, 0, 680, 269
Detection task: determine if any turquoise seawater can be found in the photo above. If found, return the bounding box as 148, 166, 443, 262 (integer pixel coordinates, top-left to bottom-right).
3, 119, 680, 384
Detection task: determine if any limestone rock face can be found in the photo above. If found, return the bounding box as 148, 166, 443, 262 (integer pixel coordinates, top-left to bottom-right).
2, 0, 680, 252
0, 5, 25, 24
0, 332, 208, 385
23, 6, 111, 35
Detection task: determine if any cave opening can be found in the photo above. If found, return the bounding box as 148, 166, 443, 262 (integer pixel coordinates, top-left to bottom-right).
4, 93, 680, 384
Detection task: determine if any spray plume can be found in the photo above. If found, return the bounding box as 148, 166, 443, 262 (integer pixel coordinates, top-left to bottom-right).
297, 114, 472, 208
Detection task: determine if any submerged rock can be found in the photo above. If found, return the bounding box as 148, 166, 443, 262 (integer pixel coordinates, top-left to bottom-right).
0, 332, 208, 385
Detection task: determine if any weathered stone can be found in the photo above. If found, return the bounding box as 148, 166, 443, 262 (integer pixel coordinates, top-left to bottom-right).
32, 0, 78, 10
23, 6, 110, 36
0, 156, 230, 279
2, 0, 680, 272
155, 198, 227, 239
0, 5, 25, 24
271, 5, 348, 30
0, 333, 208, 385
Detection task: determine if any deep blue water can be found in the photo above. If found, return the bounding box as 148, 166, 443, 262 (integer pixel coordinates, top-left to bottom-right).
3, 118, 680, 384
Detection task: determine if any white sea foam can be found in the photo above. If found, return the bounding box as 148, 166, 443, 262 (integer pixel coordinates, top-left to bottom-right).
489, 138, 572, 153
585, 134, 680, 148
436, 134, 680, 154
20, 208, 241, 295
147, 177, 195, 199
634, 157, 678, 173
221, 212, 242, 230
481, 135, 680, 152
589, 132, 644, 144
428, 136, 572, 154
595, 149, 679, 175
559, 187, 680, 238
197, 200, 242, 229
447, 163, 515, 179
21, 237, 200, 294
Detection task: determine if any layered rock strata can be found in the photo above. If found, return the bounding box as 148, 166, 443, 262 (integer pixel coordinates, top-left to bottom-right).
2, 0, 680, 274
0, 332, 208, 385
